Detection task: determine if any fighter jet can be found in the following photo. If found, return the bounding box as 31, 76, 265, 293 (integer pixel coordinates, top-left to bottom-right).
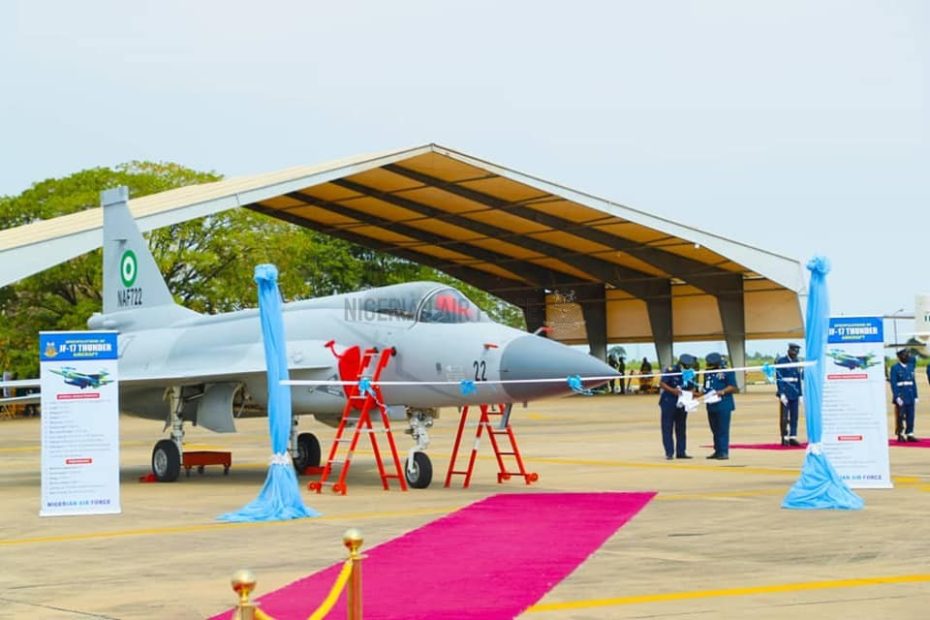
49, 366, 113, 389
828, 349, 880, 370
73, 188, 615, 485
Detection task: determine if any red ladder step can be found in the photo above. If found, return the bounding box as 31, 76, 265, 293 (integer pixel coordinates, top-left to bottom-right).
444, 403, 538, 488
309, 345, 407, 495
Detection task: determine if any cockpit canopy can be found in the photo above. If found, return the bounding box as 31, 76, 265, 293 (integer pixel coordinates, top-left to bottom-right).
418, 287, 484, 323
337, 282, 487, 324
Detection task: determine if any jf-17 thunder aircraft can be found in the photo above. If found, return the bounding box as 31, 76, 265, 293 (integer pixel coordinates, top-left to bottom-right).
48, 366, 113, 389
24, 188, 615, 486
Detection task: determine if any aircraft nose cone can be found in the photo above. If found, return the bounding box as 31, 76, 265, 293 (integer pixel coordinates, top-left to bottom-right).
500, 335, 617, 401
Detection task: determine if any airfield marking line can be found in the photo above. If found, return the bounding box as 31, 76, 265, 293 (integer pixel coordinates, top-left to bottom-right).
525, 573, 930, 612
0, 446, 40, 453
530, 456, 797, 476
0, 440, 154, 454
655, 488, 785, 500
0, 505, 462, 547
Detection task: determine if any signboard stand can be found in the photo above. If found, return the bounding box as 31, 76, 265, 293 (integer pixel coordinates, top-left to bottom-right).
821, 317, 892, 488
39, 331, 121, 516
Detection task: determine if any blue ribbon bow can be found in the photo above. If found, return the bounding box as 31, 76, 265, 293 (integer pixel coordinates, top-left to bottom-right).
459, 379, 477, 396
567, 375, 594, 396
358, 377, 376, 398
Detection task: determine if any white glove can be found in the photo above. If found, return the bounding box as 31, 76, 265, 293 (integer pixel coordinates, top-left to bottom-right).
799, 396, 804, 404
896, 397, 904, 406
704, 390, 721, 405
779, 394, 788, 406
916, 398, 920, 404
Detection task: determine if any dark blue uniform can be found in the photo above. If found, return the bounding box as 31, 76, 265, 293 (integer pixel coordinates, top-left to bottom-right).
775, 355, 803, 438
703, 369, 738, 458
890, 361, 918, 435
659, 365, 695, 458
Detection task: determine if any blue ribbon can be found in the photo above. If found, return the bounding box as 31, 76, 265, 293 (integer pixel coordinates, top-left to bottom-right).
761, 363, 775, 383
459, 379, 477, 396
682, 368, 696, 383
358, 377, 376, 398
567, 375, 594, 396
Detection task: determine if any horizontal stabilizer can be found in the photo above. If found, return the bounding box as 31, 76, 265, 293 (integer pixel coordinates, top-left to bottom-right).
0, 394, 41, 405
0, 378, 41, 390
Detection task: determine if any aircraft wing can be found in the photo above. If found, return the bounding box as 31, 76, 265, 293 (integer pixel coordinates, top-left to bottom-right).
0, 340, 337, 394
117, 338, 337, 388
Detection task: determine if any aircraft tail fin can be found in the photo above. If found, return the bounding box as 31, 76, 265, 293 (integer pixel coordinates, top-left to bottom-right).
101, 187, 178, 314
916, 293, 930, 338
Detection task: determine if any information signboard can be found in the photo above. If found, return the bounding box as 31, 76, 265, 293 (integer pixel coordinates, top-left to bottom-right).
39, 331, 121, 516
822, 317, 892, 488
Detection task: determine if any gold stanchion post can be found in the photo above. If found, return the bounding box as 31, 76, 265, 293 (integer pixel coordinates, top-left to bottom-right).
344, 528, 364, 620
231, 569, 258, 620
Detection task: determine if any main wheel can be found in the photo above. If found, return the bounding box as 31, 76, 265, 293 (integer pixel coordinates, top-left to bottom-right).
405, 451, 433, 489
293, 432, 321, 474
152, 439, 181, 483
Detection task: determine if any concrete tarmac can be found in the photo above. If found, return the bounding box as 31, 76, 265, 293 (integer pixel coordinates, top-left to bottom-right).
1, 386, 929, 619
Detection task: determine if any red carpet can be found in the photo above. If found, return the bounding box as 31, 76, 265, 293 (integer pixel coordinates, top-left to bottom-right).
890, 438, 930, 448
211, 492, 655, 619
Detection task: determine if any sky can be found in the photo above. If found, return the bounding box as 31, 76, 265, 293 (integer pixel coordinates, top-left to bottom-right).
1, 1, 927, 356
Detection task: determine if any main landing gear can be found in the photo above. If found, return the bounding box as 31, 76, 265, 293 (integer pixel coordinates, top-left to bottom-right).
151, 386, 186, 482
290, 417, 321, 473
152, 438, 181, 482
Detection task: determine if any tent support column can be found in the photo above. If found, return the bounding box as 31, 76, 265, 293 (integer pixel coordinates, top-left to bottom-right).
646, 282, 674, 369
577, 284, 608, 362
717, 276, 747, 388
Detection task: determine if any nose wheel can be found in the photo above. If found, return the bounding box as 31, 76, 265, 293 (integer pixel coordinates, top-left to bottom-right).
405, 410, 434, 488
405, 451, 433, 489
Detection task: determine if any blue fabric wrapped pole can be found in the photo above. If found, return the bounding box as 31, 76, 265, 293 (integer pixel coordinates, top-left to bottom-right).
219, 264, 320, 522
782, 257, 864, 510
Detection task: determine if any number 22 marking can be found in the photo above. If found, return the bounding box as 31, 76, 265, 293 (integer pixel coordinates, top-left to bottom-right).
472, 360, 487, 381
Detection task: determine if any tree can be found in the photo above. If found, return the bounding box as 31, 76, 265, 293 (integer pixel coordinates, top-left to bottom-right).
0, 163, 222, 376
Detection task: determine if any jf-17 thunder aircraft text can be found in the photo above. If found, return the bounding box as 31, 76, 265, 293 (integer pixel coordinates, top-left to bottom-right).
9, 188, 615, 486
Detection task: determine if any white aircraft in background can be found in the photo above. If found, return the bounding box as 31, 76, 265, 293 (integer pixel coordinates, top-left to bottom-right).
0, 188, 614, 487
887, 293, 930, 359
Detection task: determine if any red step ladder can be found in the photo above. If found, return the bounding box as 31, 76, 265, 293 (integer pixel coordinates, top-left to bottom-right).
308, 345, 407, 495
444, 403, 538, 488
